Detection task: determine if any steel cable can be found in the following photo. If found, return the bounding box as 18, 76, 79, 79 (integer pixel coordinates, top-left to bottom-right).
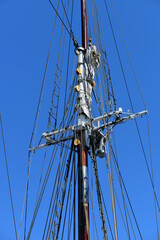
108, 5, 159, 231
22, 1, 61, 239
104, 0, 160, 225
111, 145, 143, 239
0, 114, 18, 240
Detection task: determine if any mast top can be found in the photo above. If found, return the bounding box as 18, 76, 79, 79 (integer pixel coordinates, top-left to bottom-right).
81, 0, 88, 49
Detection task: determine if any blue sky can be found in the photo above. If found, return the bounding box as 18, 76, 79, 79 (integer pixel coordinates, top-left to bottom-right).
0, 0, 160, 239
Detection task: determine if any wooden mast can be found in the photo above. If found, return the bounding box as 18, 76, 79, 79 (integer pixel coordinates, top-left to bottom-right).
78, 1, 89, 239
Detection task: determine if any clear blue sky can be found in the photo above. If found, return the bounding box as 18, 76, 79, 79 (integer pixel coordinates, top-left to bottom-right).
0, 0, 160, 239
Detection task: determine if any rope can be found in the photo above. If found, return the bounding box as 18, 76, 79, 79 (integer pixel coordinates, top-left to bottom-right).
55, 141, 74, 239
111, 145, 143, 239
90, 149, 109, 240
106, 140, 119, 240
104, 0, 160, 220
0, 114, 18, 240
61, 0, 72, 29
112, 133, 132, 239
22, 1, 61, 239
26, 144, 59, 239
110, 0, 146, 109
42, 141, 69, 239
46, 144, 70, 239
89, 178, 100, 239
48, 0, 68, 131
61, 157, 74, 239
147, 115, 160, 239
49, 0, 78, 47
108, 10, 159, 229
63, 0, 75, 121
99, 186, 115, 240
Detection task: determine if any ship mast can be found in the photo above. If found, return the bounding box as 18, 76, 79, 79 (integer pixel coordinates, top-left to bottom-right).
28, 2, 148, 238
78, 1, 89, 239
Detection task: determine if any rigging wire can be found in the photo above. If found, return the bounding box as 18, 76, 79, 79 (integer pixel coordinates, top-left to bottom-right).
90, 153, 115, 240
99, 186, 116, 240
33, 147, 48, 217
95, 0, 116, 111
46, 144, 70, 239
110, 0, 146, 109
89, 174, 100, 240
26, 144, 59, 239
91, 161, 95, 240
29, 108, 76, 239
48, 0, 68, 131
42, 141, 70, 239
90, 148, 109, 240
108, 5, 159, 235
22, 1, 61, 239
28, 112, 75, 238
60, 156, 74, 239
112, 146, 138, 239
46, 147, 67, 238
103, 0, 160, 229
18, 0, 159, 238
49, 0, 78, 47
147, 116, 160, 239
112, 134, 132, 239
63, 0, 75, 123
91, 0, 108, 115
73, 147, 76, 240
111, 0, 160, 227
61, 0, 72, 30
27, 47, 77, 238
95, 0, 111, 113
24, 0, 77, 236
111, 145, 143, 239
55, 141, 74, 239
0, 114, 18, 240
63, 149, 78, 240
90, 4, 121, 237
109, 133, 136, 239
106, 140, 119, 240
67, 167, 73, 239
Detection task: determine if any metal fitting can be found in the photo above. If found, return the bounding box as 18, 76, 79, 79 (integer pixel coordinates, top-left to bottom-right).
76, 67, 82, 75
74, 85, 80, 92
75, 50, 79, 55
74, 138, 81, 146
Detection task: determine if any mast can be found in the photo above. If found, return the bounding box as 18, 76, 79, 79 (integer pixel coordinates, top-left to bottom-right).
81, 0, 88, 49
78, 1, 89, 239
27, 2, 148, 239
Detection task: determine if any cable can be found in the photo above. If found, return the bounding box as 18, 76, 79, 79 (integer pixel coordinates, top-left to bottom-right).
90, 148, 109, 240
89, 171, 100, 240
45, 144, 69, 239
22, 2, 61, 239
105, 139, 118, 240
105, 5, 160, 231
61, 0, 72, 29
48, 0, 68, 131
63, 0, 75, 121
26, 144, 59, 239
110, 0, 146, 109
111, 145, 143, 239
49, 0, 78, 47
146, 115, 159, 238
104, 0, 160, 217
112, 133, 132, 239
0, 114, 18, 240
43, 142, 69, 239
61, 156, 74, 239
